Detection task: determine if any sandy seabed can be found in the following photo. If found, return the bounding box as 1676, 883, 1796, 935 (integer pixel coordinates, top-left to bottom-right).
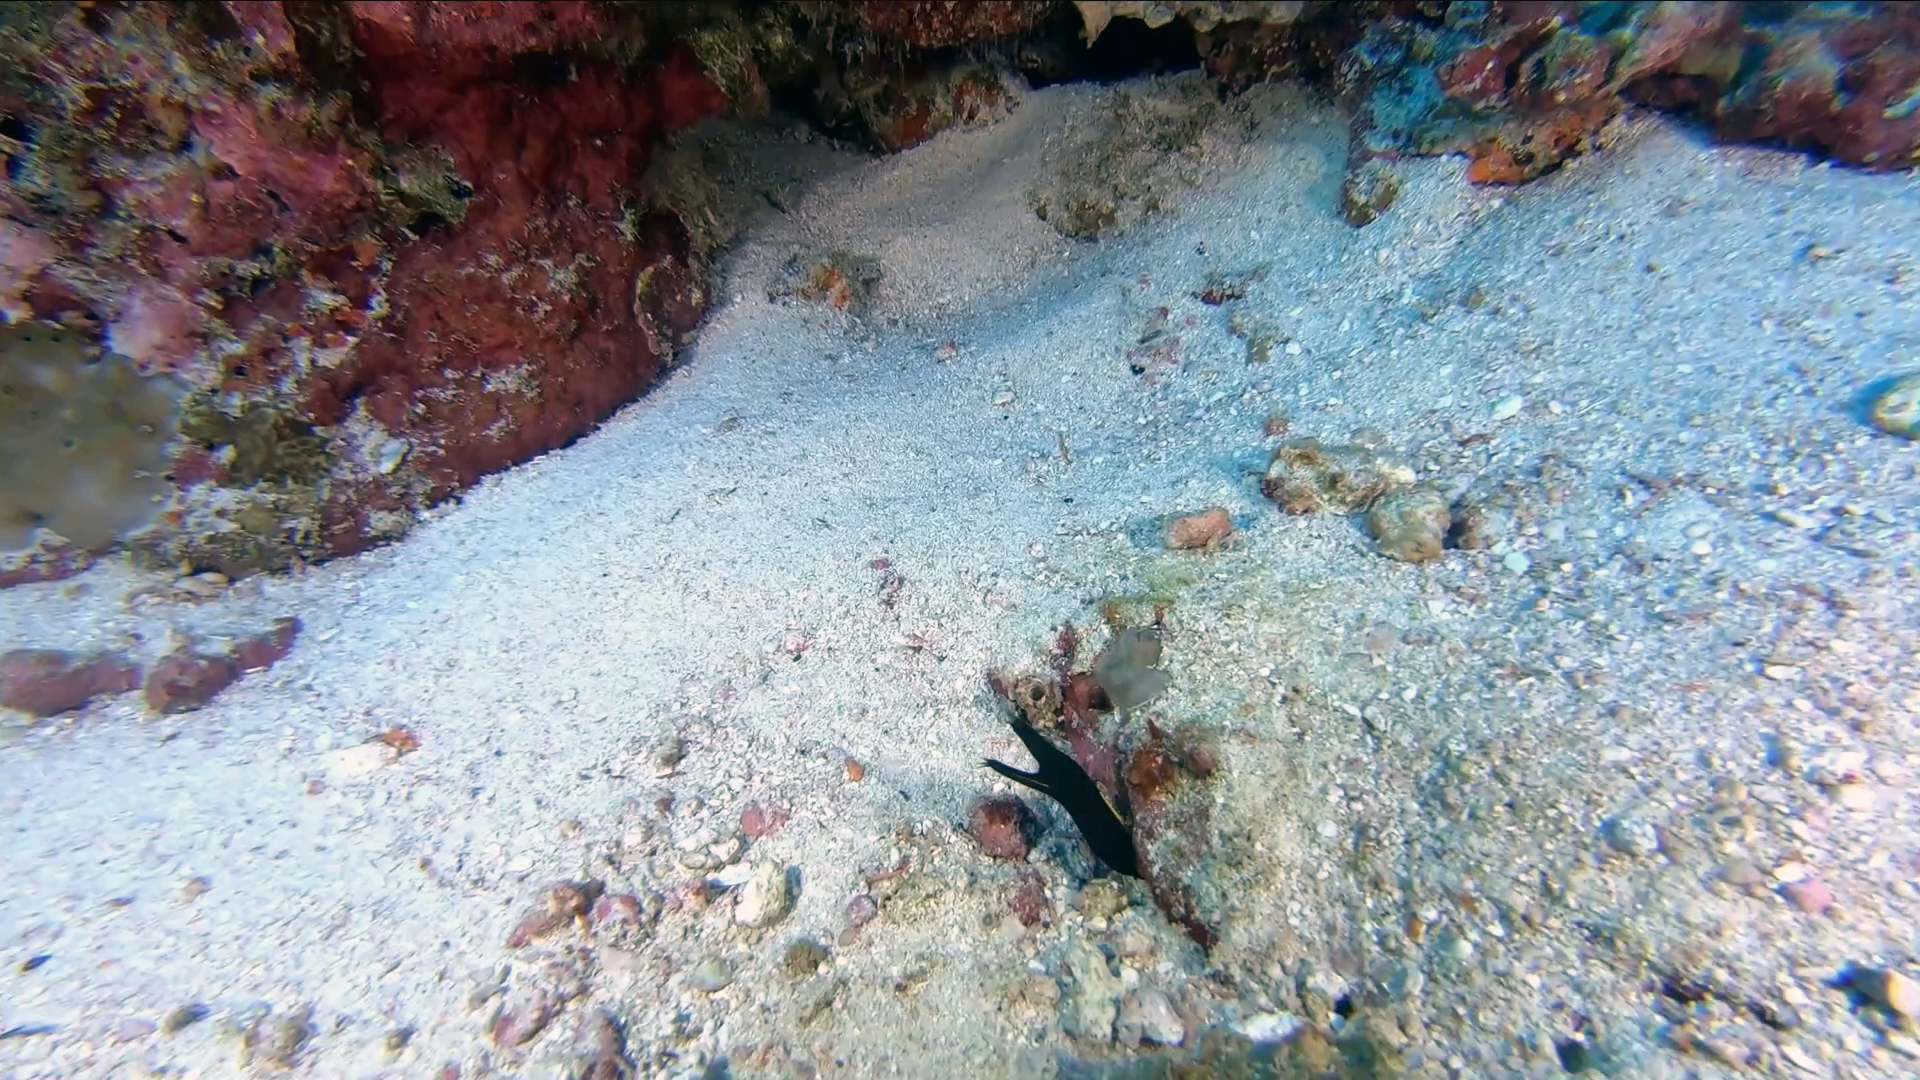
5, 77, 1920, 1079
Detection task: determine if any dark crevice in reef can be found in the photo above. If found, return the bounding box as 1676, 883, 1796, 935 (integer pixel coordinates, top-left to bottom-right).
1022, 8, 1207, 88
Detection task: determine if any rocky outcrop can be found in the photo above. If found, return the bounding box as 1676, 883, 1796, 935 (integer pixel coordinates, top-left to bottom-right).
0, 1, 725, 580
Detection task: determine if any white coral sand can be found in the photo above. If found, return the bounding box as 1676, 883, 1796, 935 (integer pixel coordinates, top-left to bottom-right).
4, 78, 1919, 1078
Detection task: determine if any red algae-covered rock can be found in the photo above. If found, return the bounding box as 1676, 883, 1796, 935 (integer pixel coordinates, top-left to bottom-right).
1201, 2, 1920, 214
1122, 722, 1222, 950
234, 617, 302, 672
141, 619, 300, 714
143, 649, 241, 716
969, 795, 1037, 861
1010, 871, 1051, 927
836, 1, 1055, 51
0, 649, 142, 717
0, 1, 728, 577
315, 31, 726, 505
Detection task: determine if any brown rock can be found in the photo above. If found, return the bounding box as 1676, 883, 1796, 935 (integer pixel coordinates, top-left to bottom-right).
1164, 507, 1236, 551
968, 795, 1035, 861
233, 617, 300, 672
0, 649, 141, 717
507, 880, 602, 948
490, 988, 554, 1048
587, 893, 647, 936
1010, 872, 1050, 928
141, 617, 302, 714
740, 801, 792, 839
142, 648, 240, 715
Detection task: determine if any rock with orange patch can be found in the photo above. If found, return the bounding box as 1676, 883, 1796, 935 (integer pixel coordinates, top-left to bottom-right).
1164, 508, 1235, 552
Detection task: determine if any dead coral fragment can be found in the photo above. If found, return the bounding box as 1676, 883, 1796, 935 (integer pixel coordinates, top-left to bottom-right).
1366, 487, 1451, 563
1261, 437, 1413, 515
1009, 674, 1062, 727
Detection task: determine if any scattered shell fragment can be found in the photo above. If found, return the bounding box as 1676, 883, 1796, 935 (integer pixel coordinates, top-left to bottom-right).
688, 957, 734, 993
327, 741, 398, 778
734, 862, 794, 928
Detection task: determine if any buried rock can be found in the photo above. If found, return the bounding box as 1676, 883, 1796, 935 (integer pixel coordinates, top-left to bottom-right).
143, 618, 300, 714
1366, 487, 1451, 564
0, 648, 141, 717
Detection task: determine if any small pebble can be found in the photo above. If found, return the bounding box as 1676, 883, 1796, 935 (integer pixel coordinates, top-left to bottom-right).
1780, 878, 1834, 915
1502, 551, 1531, 575
687, 957, 734, 993
1490, 394, 1524, 422
1851, 967, 1920, 1019
784, 940, 830, 978
161, 1004, 208, 1035
1602, 813, 1663, 858
1720, 859, 1766, 891
846, 893, 879, 928
652, 735, 685, 775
